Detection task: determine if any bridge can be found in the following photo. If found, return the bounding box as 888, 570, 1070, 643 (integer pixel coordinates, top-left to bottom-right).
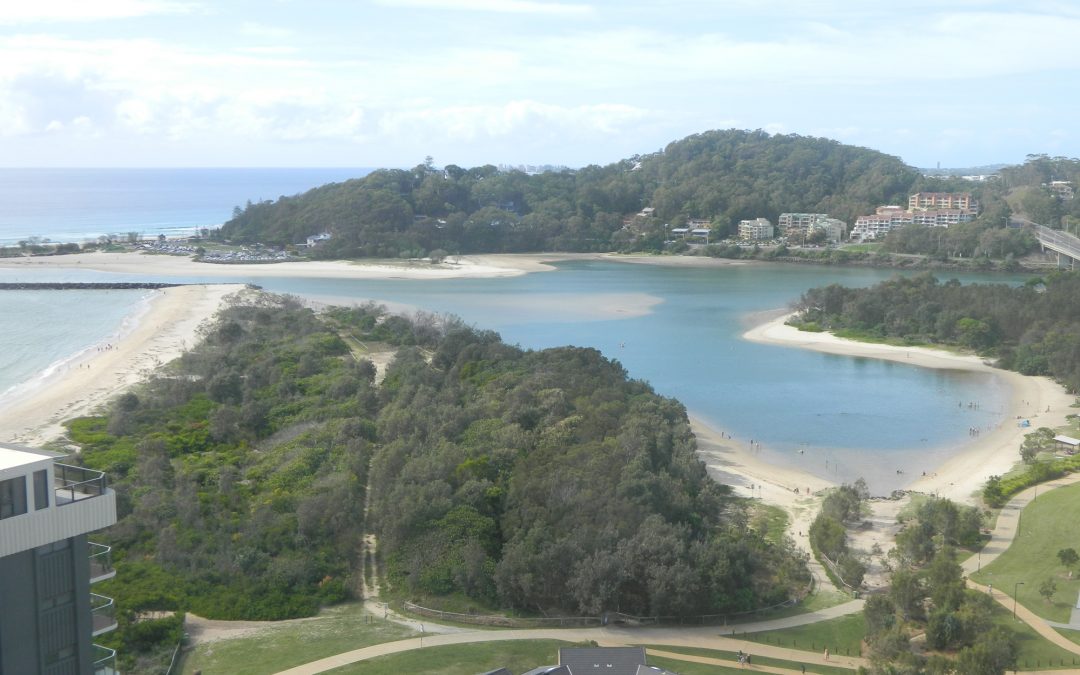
1026, 222, 1080, 269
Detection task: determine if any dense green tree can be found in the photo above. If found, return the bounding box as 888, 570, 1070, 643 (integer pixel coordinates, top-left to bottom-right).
793, 270, 1080, 393
218, 129, 919, 256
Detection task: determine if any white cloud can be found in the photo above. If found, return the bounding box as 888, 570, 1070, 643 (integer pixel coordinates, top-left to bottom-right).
0, 0, 197, 24
373, 0, 592, 15
378, 100, 649, 141
239, 22, 293, 38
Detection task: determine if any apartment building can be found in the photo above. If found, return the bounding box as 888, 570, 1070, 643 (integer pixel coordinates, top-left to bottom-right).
852, 193, 980, 241
778, 213, 847, 243
850, 206, 911, 241
738, 217, 774, 241
0, 443, 118, 675
908, 192, 978, 211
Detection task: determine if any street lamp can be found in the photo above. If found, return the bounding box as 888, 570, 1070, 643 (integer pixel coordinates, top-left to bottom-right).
1013, 582, 1025, 619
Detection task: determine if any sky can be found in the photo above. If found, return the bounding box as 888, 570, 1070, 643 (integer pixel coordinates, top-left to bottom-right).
1, 0, 1079, 169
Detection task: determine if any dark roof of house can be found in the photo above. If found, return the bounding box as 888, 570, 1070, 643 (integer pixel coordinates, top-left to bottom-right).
559, 647, 647, 675
635, 666, 679, 675
521, 666, 571, 675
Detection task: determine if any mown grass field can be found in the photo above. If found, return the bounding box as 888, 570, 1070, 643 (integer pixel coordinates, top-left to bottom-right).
326, 640, 584, 674
972, 481, 1080, 623
179, 604, 414, 675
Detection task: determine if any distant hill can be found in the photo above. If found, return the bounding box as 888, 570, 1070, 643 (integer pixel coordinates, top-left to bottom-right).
218, 129, 922, 257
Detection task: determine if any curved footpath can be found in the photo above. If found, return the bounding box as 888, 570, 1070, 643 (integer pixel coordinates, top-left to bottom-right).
961, 472, 1080, 656
275, 471, 1080, 674
274, 600, 866, 675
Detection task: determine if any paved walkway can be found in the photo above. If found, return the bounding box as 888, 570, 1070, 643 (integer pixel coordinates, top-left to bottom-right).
959, 473, 1080, 655
274, 600, 866, 675
960, 472, 1080, 578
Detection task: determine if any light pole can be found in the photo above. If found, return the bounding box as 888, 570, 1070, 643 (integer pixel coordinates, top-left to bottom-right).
1013, 582, 1025, 619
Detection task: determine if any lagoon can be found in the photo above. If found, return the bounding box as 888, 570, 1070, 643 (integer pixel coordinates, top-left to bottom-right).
0, 258, 1015, 492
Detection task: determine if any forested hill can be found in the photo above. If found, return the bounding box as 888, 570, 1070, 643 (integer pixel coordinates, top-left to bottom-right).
72, 294, 806, 670
791, 270, 1080, 393
219, 129, 920, 257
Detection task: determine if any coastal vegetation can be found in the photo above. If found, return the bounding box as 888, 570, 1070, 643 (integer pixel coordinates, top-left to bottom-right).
863, 499, 1014, 674
808, 481, 869, 590
218, 129, 919, 256
791, 270, 1080, 393
68, 292, 809, 671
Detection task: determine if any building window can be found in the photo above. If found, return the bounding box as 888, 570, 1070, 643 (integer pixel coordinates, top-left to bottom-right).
34, 469, 49, 510
0, 476, 28, 519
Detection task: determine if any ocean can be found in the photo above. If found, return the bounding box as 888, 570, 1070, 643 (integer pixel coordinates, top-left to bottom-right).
0, 167, 373, 246
0, 168, 1020, 491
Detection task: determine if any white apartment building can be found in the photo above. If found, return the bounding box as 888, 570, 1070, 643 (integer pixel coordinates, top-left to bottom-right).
778, 213, 848, 243
738, 218, 774, 241
0, 444, 118, 675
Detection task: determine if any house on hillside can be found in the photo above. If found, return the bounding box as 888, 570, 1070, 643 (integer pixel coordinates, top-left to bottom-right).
304, 232, 332, 248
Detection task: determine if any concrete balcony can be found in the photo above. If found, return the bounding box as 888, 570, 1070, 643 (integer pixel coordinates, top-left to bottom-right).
88, 541, 115, 583
90, 592, 117, 636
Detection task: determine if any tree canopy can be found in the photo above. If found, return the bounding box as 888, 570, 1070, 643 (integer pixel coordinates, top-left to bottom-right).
218, 129, 918, 256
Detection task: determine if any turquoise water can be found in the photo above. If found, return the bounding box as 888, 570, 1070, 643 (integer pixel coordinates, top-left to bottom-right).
0, 259, 1015, 492
0, 289, 149, 401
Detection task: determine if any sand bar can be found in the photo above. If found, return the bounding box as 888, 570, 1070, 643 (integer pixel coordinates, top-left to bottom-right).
744, 313, 1075, 504
0, 284, 239, 445
0, 250, 752, 280
0, 251, 592, 279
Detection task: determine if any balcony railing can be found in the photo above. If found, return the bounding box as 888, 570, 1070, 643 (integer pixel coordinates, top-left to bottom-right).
54, 463, 108, 505
90, 593, 117, 636
91, 643, 118, 675
88, 541, 115, 583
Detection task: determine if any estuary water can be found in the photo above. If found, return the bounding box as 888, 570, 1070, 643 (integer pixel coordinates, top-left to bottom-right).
0, 168, 1020, 492
0, 258, 1014, 492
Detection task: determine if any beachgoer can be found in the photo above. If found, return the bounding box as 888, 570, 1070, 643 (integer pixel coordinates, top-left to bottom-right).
824, 648, 829, 661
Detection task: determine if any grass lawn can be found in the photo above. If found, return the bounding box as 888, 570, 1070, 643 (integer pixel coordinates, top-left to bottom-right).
749, 500, 789, 545
971, 480, 1080, 623
841, 243, 882, 253
740, 613, 865, 657
990, 603, 1080, 671
327, 639, 585, 674
179, 603, 415, 675
640, 645, 855, 674
645, 655, 748, 674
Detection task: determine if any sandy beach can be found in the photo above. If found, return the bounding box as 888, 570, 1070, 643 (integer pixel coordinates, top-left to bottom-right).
742, 313, 1075, 504
0, 250, 749, 280
0, 284, 239, 445
0, 250, 592, 279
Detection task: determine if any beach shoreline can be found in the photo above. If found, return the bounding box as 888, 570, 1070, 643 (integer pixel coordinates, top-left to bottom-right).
0, 250, 751, 280
741, 312, 1075, 504
0, 284, 240, 445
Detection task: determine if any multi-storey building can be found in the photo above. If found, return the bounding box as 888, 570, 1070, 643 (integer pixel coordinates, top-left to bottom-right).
778, 213, 847, 243
851, 206, 911, 241
908, 192, 978, 211
0, 443, 118, 675
738, 217, 774, 241
852, 193, 980, 241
